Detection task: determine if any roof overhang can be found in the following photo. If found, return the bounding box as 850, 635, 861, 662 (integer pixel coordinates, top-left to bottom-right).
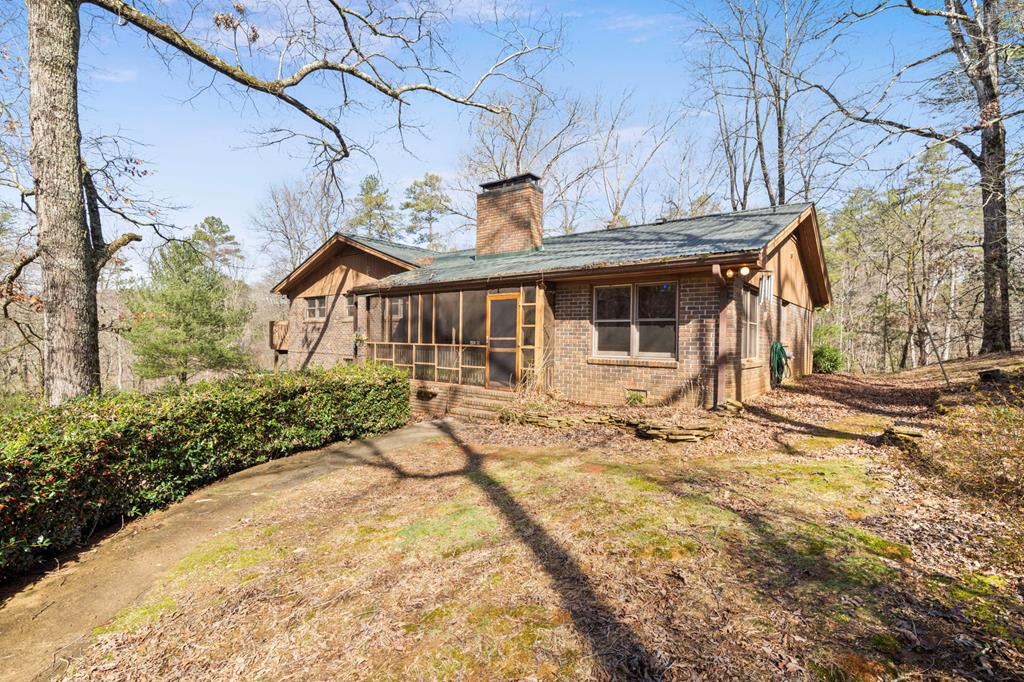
350, 250, 761, 297
758, 204, 831, 308
270, 233, 419, 296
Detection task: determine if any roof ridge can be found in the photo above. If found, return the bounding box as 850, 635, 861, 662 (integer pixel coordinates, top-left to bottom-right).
338, 232, 437, 254
540, 201, 812, 245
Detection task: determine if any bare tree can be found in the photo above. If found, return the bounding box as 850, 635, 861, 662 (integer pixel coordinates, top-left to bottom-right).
595, 98, 680, 227
689, 0, 851, 209
459, 88, 601, 234
253, 174, 345, 278
803, 0, 1023, 353
24, 0, 553, 403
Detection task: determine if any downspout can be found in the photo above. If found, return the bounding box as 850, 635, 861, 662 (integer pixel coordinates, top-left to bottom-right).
711, 264, 729, 408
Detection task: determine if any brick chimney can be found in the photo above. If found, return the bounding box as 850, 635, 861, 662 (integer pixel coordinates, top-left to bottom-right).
475, 173, 543, 256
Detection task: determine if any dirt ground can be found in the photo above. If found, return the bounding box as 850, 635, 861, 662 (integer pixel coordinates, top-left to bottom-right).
4, 355, 1024, 681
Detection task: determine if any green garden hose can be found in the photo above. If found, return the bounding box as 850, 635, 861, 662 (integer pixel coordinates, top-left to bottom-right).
770, 341, 790, 387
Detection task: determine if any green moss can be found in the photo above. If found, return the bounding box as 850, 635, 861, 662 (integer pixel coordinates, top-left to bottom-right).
396, 503, 499, 557
93, 596, 176, 636
843, 527, 911, 561
171, 532, 284, 577
868, 632, 901, 656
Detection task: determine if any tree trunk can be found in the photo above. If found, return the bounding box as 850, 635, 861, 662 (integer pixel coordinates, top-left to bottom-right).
27, 0, 99, 405
978, 120, 1011, 353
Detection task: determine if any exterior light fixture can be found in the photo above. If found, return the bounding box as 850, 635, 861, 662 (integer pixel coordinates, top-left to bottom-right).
739, 266, 751, 276
725, 268, 734, 278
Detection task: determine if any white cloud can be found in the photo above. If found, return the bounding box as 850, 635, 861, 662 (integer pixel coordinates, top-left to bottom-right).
93, 68, 140, 83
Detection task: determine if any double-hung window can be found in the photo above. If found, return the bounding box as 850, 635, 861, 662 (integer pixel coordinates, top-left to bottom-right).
593, 282, 677, 358
305, 296, 327, 321
741, 289, 760, 359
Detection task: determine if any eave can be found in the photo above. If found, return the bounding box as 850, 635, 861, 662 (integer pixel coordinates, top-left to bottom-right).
270, 234, 419, 296
349, 250, 762, 297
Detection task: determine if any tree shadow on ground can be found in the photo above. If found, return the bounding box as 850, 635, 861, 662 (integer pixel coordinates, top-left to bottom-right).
646, 467, 1024, 680
341, 422, 670, 681
779, 374, 940, 420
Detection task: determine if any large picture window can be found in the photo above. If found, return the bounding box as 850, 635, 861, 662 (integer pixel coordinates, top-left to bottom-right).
742, 289, 759, 359
593, 282, 677, 358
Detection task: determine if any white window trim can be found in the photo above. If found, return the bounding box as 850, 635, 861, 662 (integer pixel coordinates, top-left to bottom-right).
742, 288, 759, 359
592, 282, 678, 359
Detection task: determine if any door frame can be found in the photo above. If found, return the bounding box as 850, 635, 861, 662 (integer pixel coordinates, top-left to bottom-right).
485, 293, 520, 389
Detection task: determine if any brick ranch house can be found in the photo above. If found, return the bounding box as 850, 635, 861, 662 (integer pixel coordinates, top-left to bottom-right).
270, 173, 831, 413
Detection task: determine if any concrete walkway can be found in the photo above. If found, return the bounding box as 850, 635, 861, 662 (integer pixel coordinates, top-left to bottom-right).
0, 420, 449, 682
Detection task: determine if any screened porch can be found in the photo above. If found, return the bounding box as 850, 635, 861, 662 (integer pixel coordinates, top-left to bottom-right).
365, 284, 542, 389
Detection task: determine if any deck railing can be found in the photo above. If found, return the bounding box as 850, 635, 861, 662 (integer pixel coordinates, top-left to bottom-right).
367, 342, 487, 386
269, 320, 289, 351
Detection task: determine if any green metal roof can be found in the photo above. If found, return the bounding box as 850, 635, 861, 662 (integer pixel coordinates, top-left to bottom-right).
362, 203, 813, 290
343, 233, 436, 265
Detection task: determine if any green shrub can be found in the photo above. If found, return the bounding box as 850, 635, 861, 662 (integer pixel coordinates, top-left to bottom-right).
812, 344, 846, 374
0, 363, 408, 576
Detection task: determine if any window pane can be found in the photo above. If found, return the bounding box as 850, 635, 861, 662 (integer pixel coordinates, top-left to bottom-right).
521, 305, 536, 325
638, 322, 675, 355
436, 292, 459, 344
522, 285, 536, 303
637, 283, 676, 319
595, 321, 630, 353
521, 326, 535, 346
595, 286, 630, 320
489, 297, 517, 338
462, 290, 486, 345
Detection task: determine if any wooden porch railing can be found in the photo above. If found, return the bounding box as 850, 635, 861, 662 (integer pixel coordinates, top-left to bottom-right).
269, 320, 289, 351
367, 342, 487, 386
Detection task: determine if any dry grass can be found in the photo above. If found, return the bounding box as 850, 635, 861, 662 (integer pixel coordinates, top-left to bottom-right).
65, 356, 1024, 681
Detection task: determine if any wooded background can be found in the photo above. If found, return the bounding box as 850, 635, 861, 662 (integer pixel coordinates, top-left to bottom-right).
1, 0, 1022, 401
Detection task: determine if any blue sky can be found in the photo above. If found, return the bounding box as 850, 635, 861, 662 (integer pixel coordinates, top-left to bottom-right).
58, 1, 935, 280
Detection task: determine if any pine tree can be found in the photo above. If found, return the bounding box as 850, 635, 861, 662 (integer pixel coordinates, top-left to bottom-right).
126, 223, 252, 384
346, 175, 401, 240
401, 173, 450, 250
193, 216, 243, 273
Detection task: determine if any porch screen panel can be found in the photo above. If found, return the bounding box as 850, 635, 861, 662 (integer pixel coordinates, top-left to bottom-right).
594, 285, 631, 354
367, 297, 385, 342
410, 295, 420, 344
637, 283, 677, 356
420, 294, 434, 344
435, 292, 459, 344
462, 290, 486, 346
388, 296, 408, 343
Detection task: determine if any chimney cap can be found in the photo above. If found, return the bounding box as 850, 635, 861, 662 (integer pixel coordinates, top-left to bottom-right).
479, 172, 541, 192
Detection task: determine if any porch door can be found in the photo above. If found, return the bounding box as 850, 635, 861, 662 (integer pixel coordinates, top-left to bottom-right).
486, 294, 519, 389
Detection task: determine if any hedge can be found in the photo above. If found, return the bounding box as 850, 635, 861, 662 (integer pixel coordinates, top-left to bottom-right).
0, 363, 409, 576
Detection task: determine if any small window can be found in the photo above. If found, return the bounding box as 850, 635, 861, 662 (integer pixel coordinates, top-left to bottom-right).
594, 285, 632, 355
345, 294, 358, 320
637, 283, 676, 357
742, 289, 759, 359
759, 273, 774, 304
305, 296, 327, 320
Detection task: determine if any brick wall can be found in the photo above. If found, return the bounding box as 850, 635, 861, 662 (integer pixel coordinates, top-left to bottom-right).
734, 282, 814, 401
547, 277, 720, 407
545, 275, 814, 407
475, 181, 543, 256
285, 293, 357, 370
